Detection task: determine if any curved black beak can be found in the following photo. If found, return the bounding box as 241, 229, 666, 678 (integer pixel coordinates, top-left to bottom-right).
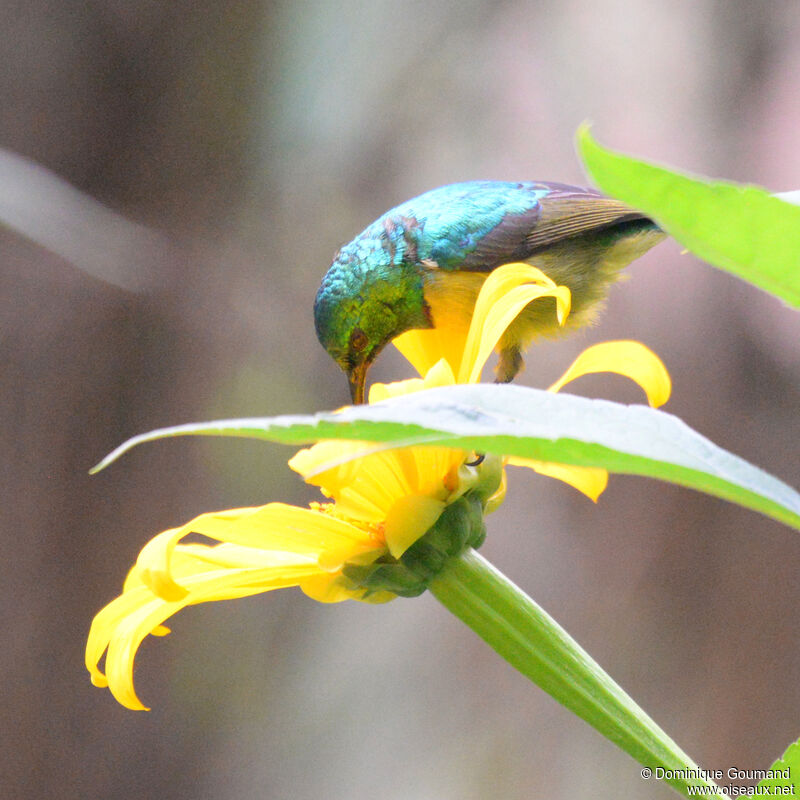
348, 362, 368, 405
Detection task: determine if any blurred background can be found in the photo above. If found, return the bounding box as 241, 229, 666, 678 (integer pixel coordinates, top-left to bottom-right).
3, 1, 799, 798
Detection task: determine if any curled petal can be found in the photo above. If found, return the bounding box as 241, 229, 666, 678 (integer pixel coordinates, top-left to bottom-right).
300, 572, 359, 603
459, 263, 571, 383
87, 501, 389, 709
548, 340, 671, 407
393, 263, 570, 382
299, 573, 396, 604
89, 561, 330, 710
484, 467, 507, 515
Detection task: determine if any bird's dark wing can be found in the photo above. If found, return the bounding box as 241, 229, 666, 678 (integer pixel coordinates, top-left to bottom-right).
525, 184, 651, 251
460, 183, 653, 271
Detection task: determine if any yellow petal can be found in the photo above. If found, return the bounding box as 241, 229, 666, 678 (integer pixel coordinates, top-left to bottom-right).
193, 503, 376, 553
87, 499, 390, 707
135, 527, 192, 601
293, 424, 464, 558
291, 355, 462, 545
368, 377, 426, 403
383, 494, 446, 558
507, 456, 609, 502
548, 340, 671, 408
420, 357, 457, 390
130, 503, 378, 602
463, 283, 571, 384
289, 441, 370, 489
171, 542, 319, 571
125, 542, 321, 602
459, 263, 571, 383
91, 561, 329, 710
393, 328, 455, 378
300, 573, 363, 603
293, 434, 461, 528
369, 358, 456, 404
86, 584, 156, 690
394, 264, 570, 381
317, 540, 386, 571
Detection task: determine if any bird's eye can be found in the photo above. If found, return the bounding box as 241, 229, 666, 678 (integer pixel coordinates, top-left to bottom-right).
350, 328, 368, 352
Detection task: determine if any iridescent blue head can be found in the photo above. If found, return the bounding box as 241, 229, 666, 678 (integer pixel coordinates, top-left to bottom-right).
314, 233, 430, 403
314, 182, 549, 401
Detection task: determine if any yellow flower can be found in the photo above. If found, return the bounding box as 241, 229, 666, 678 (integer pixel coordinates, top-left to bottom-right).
288, 359, 477, 560
87, 261, 670, 710
391, 263, 671, 501
87, 362, 483, 710
87, 504, 380, 709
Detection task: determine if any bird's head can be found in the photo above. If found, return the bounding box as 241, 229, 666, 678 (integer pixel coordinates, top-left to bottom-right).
314, 249, 430, 404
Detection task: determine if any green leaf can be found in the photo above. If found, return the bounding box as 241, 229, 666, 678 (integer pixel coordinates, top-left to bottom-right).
91, 383, 800, 532
576, 124, 800, 307
431, 550, 720, 798
758, 738, 800, 792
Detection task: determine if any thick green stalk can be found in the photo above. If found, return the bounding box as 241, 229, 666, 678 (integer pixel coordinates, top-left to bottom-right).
429, 549, 723, 798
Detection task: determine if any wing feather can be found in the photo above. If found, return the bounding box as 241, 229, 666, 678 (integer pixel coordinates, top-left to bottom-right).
458, 183, 653, 272
525, 187, 651, 251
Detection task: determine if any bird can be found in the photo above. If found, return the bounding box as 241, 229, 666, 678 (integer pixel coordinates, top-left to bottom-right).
314, 180, 665, 404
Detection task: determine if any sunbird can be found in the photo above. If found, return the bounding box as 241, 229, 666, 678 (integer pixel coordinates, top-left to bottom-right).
315, 181, 664, 403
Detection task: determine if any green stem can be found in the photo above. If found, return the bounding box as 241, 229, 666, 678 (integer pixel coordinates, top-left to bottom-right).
429, 548, 724, 798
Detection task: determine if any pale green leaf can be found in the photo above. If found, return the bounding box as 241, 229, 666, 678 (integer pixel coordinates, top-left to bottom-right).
91, 383, 800, 532
577, 124, 800, 307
